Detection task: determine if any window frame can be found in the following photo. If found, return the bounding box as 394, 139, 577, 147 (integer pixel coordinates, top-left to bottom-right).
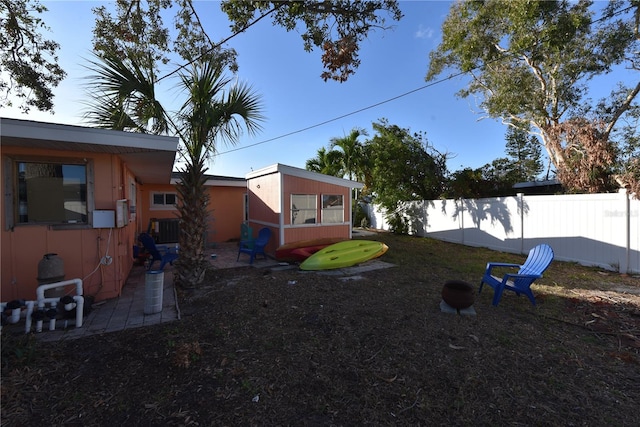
150, 191, 178, 210
3, 155, 95, 229
321, 194, 345, 224
290, 194, 317, 225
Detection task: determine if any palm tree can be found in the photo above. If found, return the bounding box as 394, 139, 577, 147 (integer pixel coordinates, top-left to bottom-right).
328, 128, 368, 225
305, 147, 344, 176
82, 53, 170, 134
83, 53, 263, 288
173, 60, 263, 287
329, 128, 367, 181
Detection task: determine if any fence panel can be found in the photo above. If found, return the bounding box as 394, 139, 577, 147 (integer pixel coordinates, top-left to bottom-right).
365, 190, 639, 274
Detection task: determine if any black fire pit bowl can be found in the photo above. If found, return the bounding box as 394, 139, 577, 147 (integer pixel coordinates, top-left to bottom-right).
442, 280, 476, 310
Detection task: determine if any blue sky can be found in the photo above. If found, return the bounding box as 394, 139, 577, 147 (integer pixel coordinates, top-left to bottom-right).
2, 1, 637, 178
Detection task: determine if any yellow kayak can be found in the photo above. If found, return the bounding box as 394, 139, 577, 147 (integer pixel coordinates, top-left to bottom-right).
299, 240, 388, 271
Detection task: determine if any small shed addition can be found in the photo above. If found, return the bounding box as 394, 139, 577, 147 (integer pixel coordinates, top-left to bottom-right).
245, 164, 364, 255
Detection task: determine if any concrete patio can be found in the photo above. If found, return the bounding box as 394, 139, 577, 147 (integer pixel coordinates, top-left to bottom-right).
32, 242, 274, 342
30, 229, 385, 342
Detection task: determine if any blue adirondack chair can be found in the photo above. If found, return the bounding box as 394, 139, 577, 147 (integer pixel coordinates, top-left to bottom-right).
479, 244, 554, 306
138, 233, 179, 270
237, 227, 271, 264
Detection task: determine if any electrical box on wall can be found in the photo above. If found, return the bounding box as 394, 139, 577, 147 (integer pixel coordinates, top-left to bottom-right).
93, 210, 115, 228
116, 199, 129, 228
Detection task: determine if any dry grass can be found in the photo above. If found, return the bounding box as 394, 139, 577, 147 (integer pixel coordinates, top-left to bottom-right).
2, 231, 639, 426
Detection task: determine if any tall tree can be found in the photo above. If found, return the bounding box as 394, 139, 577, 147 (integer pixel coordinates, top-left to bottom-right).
173, 60, 263, 287
366, 119, 447, 211
0, 0, 66, 112
446, 167, 491, 199
305, 147, 344, 177
501, 126, 544, 183
426, 0, 639, 193
329, 127, 368, 181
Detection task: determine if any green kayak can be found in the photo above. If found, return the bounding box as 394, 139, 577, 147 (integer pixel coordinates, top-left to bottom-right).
299, 240, 388, 271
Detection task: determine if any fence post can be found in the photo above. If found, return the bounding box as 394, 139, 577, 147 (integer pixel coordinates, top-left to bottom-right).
458, 198, 465, 245
622, 188, 630, 274
518, 193, 524, 255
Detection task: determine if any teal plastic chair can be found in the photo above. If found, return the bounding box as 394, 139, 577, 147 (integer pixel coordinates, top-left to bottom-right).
240, 223, 255, 249
479, 244, 554, 306
237, 227, 271, 264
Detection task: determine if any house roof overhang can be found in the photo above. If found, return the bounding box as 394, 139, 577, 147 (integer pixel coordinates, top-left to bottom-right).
0, 118, 179, 184
170, 172, 246, 187
246, 163, 365, 189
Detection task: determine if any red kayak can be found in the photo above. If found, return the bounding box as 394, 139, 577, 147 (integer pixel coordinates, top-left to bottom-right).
275, 237, 347, 262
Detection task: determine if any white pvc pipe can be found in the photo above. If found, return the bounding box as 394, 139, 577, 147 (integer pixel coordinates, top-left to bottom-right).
10, 305, 21, 323
1, 279, 85, 334
48, 301, 58, 331
73, 296, 84, 328
33, 295, 85, 332
36, 278, 83, 300
24, 301, 34, 334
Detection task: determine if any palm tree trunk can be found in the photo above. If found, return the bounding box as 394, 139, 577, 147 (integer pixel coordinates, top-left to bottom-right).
174, 159, 210, 288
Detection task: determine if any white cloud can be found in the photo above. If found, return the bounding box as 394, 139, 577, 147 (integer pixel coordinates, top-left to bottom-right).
415, 25, 434, 39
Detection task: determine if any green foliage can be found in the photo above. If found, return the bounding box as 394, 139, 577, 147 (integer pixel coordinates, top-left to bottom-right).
87, 0, 401, 286
386, 211, 408, 234
366, 119, 447, 210
305, 147, 344, 177
83, 54, 264, 288
82, 53, 169, 134
502, 126, 544, 182
329, 127, 368, 181
426, 0, 639, 194
92, 0, 238, 73
447, 127, 544, 198
221, 1, 403, 82
446, 167, 492, 199
0, 0, 66, 112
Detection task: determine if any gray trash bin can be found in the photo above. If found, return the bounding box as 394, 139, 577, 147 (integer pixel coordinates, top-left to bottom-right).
144, 270, 164, 314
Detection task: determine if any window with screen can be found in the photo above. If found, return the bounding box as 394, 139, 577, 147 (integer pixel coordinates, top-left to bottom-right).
151, 192, 177, 210
16, 161, 88, 224
291, 194, 317, 224
322, 194, 344, 223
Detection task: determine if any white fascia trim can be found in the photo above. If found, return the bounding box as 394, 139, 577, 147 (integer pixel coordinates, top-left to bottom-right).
1, 117, 178, 152
245, 163, 364, 189
170, 177, 247, 187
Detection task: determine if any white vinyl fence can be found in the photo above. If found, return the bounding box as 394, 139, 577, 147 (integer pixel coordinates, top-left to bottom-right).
365, 190, 639, 274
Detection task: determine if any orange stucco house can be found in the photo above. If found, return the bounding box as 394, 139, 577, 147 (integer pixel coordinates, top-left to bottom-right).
1, 118, 180, 303
142, 172, 247, 246
1, 118, 364, 305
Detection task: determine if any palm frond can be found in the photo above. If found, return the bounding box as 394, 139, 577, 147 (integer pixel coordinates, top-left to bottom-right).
82, 53, 169, 134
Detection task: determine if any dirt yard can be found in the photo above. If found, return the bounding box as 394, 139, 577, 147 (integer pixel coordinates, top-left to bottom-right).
2, 232, 639, 426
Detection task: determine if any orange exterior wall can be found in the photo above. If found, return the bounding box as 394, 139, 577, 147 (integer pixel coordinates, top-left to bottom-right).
246, 171, 352, 254
281, 174, 352, 245
208, 186, 247, 243
137, 183, 179, 237
138, 183, 246, 244
246, 173, 281, 254
1, 147, 137, 303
